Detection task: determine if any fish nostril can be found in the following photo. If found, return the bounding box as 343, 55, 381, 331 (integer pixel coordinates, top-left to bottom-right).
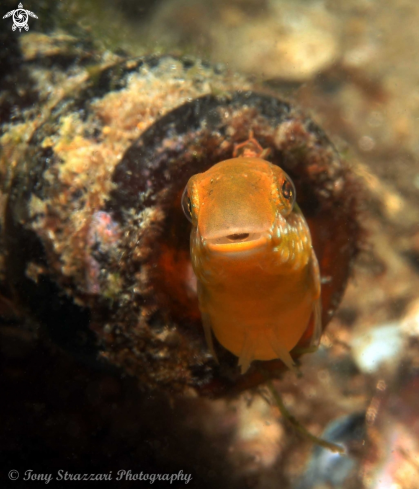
226, 233, 249, 241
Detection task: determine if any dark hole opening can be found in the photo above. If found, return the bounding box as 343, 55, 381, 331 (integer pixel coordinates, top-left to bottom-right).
226, 233, 249, 241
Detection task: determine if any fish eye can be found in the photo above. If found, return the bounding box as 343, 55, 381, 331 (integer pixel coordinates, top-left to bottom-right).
181, 185, 193, 223
282, 178, 296, 206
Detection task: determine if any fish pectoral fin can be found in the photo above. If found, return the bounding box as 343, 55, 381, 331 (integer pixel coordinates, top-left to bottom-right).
201, 312, 219, 364
292, 296, 322, 357
267, 329, 298, 374
307, 250, 322, 348
310, 297, 322, 348
238, 332, 258, 375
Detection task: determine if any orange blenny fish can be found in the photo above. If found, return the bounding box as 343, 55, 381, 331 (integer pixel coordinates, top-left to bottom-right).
182, 143, 321, 374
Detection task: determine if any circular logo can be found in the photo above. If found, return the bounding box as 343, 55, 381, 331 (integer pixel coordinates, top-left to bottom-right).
8, 470, 19, 480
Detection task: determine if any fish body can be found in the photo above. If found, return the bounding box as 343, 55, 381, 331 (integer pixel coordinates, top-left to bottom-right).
183, 157, 321, 373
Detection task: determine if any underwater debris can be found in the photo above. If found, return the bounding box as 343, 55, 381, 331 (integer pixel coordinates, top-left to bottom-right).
1, 35, 361, 396
296, 412, 366, 489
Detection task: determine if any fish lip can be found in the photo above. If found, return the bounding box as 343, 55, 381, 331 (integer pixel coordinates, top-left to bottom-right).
204, 232, 271, 254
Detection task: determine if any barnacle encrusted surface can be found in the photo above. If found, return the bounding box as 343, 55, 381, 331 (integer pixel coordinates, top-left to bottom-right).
1, 35, 361, 396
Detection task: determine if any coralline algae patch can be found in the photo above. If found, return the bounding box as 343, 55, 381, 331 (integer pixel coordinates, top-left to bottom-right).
85, 211, 121, 296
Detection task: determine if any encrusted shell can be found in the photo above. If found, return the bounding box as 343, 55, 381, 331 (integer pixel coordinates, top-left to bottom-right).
2, 54, 361, 396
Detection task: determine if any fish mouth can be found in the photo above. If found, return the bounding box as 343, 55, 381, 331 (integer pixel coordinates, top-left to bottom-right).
205, 231, 270, 253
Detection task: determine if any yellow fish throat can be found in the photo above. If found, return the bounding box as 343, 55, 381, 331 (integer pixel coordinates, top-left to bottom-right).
183, 157, 321, 374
